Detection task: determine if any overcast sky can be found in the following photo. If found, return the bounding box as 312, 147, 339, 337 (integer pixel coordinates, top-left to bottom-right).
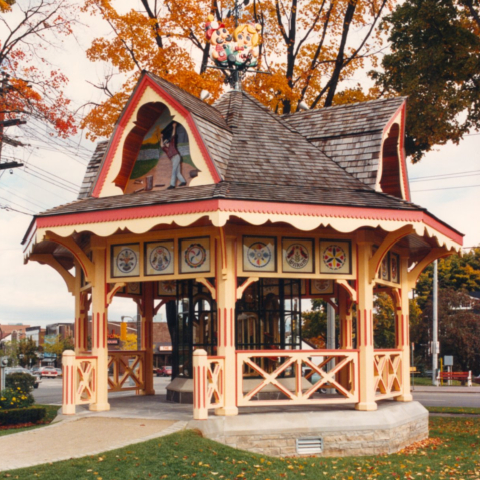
0, 3, 478, 328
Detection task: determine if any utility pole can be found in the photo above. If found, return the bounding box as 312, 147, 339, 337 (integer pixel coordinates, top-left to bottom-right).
432, 260, 439, 385
0, 73, 25, 169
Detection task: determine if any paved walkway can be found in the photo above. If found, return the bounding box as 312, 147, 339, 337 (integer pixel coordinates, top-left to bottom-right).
412, 385, 480, 393
0, 417, 187, 472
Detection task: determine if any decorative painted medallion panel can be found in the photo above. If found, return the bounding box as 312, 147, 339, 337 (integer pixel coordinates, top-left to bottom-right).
180, 237, 211, 274
145, 240, 174, 276
282, 238, 314, 274
127, 282, 142, 296
390, 253, 400, 283
381, 253, 390, 281
319, 240, 351, 275
111, 244, 140, 278
158, 280, 177, 296
310, 279, 334, 295
243, 236, 277, 272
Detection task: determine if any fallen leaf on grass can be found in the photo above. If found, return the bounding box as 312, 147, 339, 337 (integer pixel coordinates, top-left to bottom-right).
400, 437, 443, 455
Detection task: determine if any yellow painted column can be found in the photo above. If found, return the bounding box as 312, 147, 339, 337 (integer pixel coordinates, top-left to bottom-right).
140, 282, 155, 395
355, 236, 377, 411
89, 240, 110, 412
74, 262, 88, 354
396, 256, 413, 402
338, 286, 353, 389
215, 233, 238, 416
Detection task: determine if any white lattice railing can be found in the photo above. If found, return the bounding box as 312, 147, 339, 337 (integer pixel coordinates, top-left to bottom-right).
74, 356, 98, 405
107, 350, 145, 392
374, 349, 402, 400
193, 351, 225, 420
236, 349, 359, 407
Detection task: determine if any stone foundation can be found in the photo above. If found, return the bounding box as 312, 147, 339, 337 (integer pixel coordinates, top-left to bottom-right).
188, 401, 428, 457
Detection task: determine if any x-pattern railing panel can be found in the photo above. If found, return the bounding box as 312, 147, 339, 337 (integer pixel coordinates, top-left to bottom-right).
108, 351, 145, 392
236, 350, 359, 407
206, 357, 225, 409
374, 350, 402, 399
75, 356, 97, 405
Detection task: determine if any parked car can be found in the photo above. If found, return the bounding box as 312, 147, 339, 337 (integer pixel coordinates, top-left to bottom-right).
155, 365, 172, 377
55, 368, 63, 377
5, 367, 41, 388
39, 366, 58, 378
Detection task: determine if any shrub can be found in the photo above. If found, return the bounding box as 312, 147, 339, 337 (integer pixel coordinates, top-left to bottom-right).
0, 406, 46, 426
6, 372, 36, 393
0, 387, 34, 410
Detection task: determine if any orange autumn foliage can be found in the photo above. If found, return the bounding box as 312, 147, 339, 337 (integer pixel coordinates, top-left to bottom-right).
81, 0, 395, 140
0, 1, 77, 138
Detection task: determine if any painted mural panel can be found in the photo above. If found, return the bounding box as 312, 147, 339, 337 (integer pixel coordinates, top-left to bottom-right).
145, 240, 175, 276
319, 240, 351, 275
179, 237, 211, 274
111, 244, 140, 278
124, 108, 199, 194
243, 236, 277, 273
282, 238, 314, 274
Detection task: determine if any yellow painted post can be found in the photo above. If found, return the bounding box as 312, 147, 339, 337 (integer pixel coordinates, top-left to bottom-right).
215, 234, 238, 416
140, 281, 155, 395
396, 256, 413, 402
89, 240, 110, 412
355, 236, 377, 411
62, 350, 76, 415
338, 287, 353, 389
74, 261, 88, 354
193, 349, 209, 420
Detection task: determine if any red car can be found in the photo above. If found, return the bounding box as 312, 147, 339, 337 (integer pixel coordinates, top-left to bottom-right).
155, 365, 172, 377
40, 366, 58, 378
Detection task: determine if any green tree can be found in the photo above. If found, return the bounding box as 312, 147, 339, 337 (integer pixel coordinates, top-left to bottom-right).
44, 335, 74, 365
302, 299, 338, 348
16, 338, 38, 368
415, 248, 480, 310
373, 293, 396, 348
372, 0, 480, 162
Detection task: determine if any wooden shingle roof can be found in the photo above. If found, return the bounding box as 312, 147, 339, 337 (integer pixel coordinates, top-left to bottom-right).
283, 97, 406, 189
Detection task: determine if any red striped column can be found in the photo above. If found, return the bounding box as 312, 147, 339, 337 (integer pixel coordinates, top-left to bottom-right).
62, 350, 76, 415
193, 349, 208, 420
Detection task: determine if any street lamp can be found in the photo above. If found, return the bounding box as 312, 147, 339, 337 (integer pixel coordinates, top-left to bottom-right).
120, 315, 142, 350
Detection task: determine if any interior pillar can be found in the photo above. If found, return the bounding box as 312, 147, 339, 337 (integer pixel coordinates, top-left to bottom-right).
355, 236, 377, 411
215, 234, 238, 416
396, 255, 413, 402
74, 262, 88, 353
140, 281, 155, 395
338, 286, 353, 389
89, 240, 110, 412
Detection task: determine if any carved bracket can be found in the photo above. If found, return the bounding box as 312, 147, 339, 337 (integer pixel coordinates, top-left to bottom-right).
154, 299, 167, 316
369, 225, 414, 283
29, 254, 75, 295
236, 277, 259, 300
106, 282, 126, 306
337, 279, 357, 303
407, 248, 451, 291
44, 232, 95, 285
196, 278, 217, 300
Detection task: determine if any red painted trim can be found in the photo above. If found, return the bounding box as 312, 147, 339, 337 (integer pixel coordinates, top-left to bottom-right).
92, 75, 221, 197
230, 308, 234, 348
96, 313, 100, 349
202, 365, 206, 409
207, 356, 225, 360
382, 101, 411, 202
217, 308, 222, 347
235, 349, 359, 354
103, 313, 106, 349
374, 349, 402, 353
35, 199, 463, 245
223, 307, 227, 347
364, 309, 367, 347
370, 310, 373, 347
71, 365, 74, 405
401, 314, 404, 346
357, 308, 362, 347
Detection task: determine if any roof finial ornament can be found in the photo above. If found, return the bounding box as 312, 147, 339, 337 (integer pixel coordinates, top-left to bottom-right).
203, 0, 268, 90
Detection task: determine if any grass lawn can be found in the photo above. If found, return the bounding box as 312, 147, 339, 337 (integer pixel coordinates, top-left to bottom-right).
0, 405, 59, 437
4, 416, 480, 479
427, 406, 480, 415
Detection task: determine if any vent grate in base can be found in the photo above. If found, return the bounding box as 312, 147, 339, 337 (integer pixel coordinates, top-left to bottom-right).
296, 437, 323, 455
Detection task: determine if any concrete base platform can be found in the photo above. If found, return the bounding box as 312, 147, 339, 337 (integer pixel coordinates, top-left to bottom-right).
188, 401, 428, 457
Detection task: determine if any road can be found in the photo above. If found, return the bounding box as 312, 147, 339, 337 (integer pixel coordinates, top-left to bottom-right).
34, 378, 480, 409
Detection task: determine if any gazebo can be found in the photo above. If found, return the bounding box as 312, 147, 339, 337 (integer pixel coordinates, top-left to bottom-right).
22, 72, 462, 455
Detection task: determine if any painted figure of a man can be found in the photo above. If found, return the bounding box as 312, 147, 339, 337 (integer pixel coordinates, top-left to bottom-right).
161, 122, 186, 190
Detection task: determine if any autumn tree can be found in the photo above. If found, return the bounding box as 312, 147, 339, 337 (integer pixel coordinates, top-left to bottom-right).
0, 0, 77, 154
44, 335, 74, 365
81, 0, 394, 139
372, 0, 480, 161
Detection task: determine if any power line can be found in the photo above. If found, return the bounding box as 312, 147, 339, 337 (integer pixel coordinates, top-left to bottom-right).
0, 204, 33, 216
412, 184, 480, 193
22, 167, 78, 194
0, 184, 49, 210
13, 169, 72, 203
0, 194, 37, 214
26, 163, 81, 189
410, 169, 480, 182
